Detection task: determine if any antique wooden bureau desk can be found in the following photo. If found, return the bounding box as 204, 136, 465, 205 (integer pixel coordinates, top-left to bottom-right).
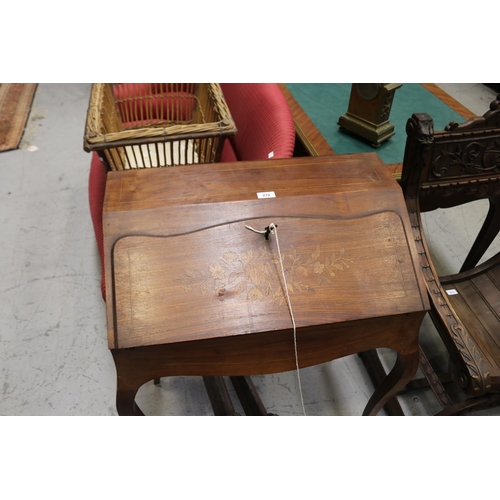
102, 153, 429, 415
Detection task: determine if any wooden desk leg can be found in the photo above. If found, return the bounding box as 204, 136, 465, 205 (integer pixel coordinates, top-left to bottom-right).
362, 350, 419, 416
116, 387, 145, 416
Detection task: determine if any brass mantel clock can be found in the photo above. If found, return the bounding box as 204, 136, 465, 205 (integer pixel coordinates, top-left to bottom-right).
338, 83, 402, 147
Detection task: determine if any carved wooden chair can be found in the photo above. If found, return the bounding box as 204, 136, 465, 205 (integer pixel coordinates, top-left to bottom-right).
365, 94, 500, 415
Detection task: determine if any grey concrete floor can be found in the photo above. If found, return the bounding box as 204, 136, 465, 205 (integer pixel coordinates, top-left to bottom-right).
1, 83, 499, 416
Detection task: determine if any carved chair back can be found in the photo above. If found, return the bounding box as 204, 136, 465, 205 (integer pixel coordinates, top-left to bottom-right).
401, 94, 500, 213
403, 95, 500, 273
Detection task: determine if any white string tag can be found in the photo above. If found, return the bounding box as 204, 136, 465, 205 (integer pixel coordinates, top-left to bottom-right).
245, 222, 307, 416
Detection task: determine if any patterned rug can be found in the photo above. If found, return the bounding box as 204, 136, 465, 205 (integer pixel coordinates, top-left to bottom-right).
0, 83, 38, 152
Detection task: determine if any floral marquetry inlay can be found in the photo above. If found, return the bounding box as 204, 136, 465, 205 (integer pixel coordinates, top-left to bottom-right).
173, 244, 355, 305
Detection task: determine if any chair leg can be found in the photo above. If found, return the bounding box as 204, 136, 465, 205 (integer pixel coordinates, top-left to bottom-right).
460, 196, 500, 272
417, 345, 453, 409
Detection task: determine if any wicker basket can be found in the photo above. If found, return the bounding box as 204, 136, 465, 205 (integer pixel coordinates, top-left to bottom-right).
83, 83, 237, 170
